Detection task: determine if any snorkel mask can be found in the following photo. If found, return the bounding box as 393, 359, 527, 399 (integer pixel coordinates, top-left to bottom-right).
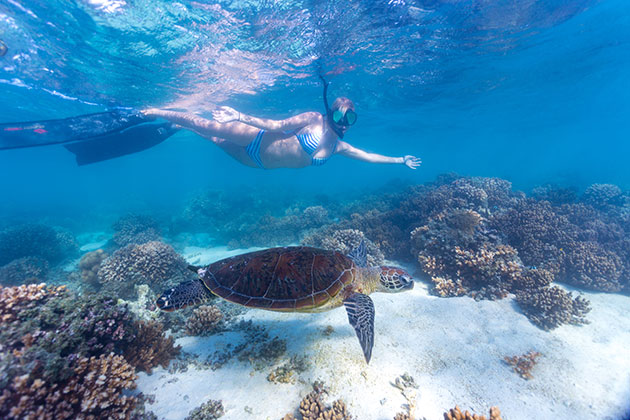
320, 75, 356, 138
332, 108, 357, 126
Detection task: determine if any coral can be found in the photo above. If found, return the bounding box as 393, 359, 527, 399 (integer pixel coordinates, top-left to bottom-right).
511, 268, 554, 291
531, 184, 577, 205
0, 223, 78, 266
453, 244, 522, 300
392, 373, 419, 420
185, 399, 225, 420
97, 241, 194, 298
78, 249, 107, 288
490, 199, 577, 269
559, 241, 623, 292
444, 406, 502, 420
582, 183, 623, 208
302, 228, 385, 266
284, 383, 353, 420
185, 305, 224, 336
0, 257, 49, 286
267, 355, 310, 384
123, 320, 181, 373
0, 353, 137, 420
515, 286, 591, 330
111, 214, 161, 248
504, 351, 541, 380
0, 283, 65, 324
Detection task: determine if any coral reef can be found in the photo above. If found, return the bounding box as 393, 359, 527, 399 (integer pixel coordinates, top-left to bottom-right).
515, 286, 591, 330
0, 283, 179, 412
283, 382, 353, 420
111, 214, 162, 248
0, 256, 49, 286
97, 241, 194, 298
392, 373, 419, 420
123, 320, 181, 373
581, 183, 623, 209
504, 350, 541, 380
78, 249, 108, 288
0, 223, 77, 266
444, 406, 502, 420
530, 184, 577, 205
302, 228, 384, 266
185, 305, 224, 336
0, 353, 138, 420
185, 399, 225, 420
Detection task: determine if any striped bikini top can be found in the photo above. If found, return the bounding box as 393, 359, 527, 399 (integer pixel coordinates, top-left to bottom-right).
295, 131, 337, 166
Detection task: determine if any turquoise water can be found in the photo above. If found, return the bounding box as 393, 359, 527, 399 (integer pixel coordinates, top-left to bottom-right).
1, 0, 629, 218
1, 2, 630, 420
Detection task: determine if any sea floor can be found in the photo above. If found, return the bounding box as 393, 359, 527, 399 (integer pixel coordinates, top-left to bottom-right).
136, 246, 630, 420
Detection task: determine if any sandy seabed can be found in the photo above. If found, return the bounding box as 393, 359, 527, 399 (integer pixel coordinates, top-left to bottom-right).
137, 246, 630, 420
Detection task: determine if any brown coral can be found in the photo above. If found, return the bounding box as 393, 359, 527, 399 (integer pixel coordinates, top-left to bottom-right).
123, 320, 181, 373
504, 351, 541, 380
515, 286, 591, 330
78, 249, 108, 287
0, 353, 137, 420
97, 241, 193, 298
185, 305, 224, 336
0, 283, 65, 323
283, 383, 353, 420
444, 405, 502, 420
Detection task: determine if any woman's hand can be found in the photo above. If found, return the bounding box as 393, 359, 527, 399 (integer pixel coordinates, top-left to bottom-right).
403, 155, 422, 169
212, 106, 240, 123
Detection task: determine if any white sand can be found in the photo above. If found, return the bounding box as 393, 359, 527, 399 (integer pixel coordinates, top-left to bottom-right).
137, 247, 630, 420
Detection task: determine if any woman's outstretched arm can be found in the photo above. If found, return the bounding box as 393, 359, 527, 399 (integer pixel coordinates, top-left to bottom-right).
212, 106, 320, 132
336, 140, 421, 169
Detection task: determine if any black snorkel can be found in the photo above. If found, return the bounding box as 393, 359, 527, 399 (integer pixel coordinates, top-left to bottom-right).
319, 74, 345, 139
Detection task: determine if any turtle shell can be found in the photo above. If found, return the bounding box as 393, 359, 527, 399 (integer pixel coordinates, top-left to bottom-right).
200, 246, 357, 311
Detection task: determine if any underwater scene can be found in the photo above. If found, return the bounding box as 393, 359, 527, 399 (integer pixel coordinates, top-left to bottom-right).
1, 0, 629, 419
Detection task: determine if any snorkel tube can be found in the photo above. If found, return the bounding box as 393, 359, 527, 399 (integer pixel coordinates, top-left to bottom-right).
319, 74, 345, 139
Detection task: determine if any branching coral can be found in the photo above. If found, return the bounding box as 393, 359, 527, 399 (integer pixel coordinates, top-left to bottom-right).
581, 183, 623, 209
97, 241, 194, 298
0, 257, 49, 286
559, 241, 623, 292
185, 305, 224, 336
443, 406, 502, 420
504, 351, 541, 380
283, 382, 353, 420
0, 353, 138, 420
302, 228, 384, 266
111, 214, 161, 248
515, 286, 591, 331
0, 223, 78, 266
185, 399, 225, 420
123, 320, 180, 373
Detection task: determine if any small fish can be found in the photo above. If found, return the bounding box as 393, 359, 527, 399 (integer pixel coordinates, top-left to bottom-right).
0, 40, 6, 57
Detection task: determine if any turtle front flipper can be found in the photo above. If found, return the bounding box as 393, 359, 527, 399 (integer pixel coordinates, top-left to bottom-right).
343, 292, 375, 364
157, 279, 213, 312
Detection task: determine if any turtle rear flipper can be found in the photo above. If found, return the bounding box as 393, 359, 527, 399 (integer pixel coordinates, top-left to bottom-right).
157, 279, 213, 311
344, 292, 375, 364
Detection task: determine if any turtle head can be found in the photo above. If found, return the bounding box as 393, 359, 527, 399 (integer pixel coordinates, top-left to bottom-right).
378, 266, 414, 293
156, 278, 212, 312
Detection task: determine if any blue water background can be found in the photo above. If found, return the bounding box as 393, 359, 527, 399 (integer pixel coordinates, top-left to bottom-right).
0, 0, 628, 223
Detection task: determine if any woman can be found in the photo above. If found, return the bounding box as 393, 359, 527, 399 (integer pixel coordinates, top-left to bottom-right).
141, 95, 421, 170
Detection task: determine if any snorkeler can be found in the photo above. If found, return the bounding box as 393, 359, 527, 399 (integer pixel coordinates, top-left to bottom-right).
141, 80, 421, 170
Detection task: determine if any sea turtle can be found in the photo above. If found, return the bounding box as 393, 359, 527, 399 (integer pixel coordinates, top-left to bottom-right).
156, 241, 413, 363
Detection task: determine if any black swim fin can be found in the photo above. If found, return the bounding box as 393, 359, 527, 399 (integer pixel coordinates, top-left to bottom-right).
63, 122, 180, 165
0, 108, 148, 150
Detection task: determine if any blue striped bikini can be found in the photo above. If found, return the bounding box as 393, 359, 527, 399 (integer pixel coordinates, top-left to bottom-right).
246, 129, 337, 169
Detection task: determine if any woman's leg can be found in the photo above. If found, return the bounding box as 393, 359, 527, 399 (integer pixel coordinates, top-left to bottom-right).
209, 137, 258, 168
144, 110, 260, 146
